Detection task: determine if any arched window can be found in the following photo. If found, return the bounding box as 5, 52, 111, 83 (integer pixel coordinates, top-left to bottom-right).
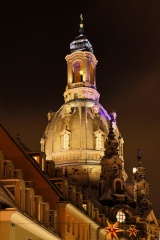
90, 63, 94, 84
112, 164, 119, 177
94, 130, 104, 150
113, 178, 123, 194
116, 210, 126, 223
60, 129, 71, 150
72, 61, 83, 83
116, 181, 121, 194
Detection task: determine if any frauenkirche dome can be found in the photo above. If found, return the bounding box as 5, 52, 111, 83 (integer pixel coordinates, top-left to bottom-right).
41, 16, 124, 187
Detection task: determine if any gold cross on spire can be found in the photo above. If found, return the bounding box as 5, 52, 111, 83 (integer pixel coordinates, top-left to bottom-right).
80, 14, 83, 28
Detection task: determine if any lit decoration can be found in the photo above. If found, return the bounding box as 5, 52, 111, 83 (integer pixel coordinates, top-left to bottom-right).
103, 220, 124, 240
126, 225, 139, 237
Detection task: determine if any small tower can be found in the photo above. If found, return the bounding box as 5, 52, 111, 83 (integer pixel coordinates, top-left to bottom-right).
104, 120, 118, 159
99, 121, 127, 196
64, 14, 99, 105
133, 149, 151, 210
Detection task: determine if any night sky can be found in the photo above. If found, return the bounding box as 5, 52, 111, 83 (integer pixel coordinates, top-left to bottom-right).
0, 2, 160, 217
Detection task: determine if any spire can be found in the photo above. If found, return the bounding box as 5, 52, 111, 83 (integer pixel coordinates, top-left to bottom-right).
104, 120, 118, 158
79, 14, 84, 34
136, 148, 143, 167
133, 149, 145, 181
133, 149, 150, 210
69, 15, 93, 53
108, 120, 115, 140
65, 15, 98, 104
137, 148, 141, 159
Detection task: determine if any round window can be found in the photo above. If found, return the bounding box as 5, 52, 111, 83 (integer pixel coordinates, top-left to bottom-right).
116, 210, 126, 223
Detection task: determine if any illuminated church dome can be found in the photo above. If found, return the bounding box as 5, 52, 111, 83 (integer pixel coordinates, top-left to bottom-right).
41, 16, 123, 187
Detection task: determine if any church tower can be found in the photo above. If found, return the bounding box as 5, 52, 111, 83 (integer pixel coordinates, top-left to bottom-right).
41, 16, 121, 187
98, 121, 127, 198
133, 149, 151, 211
64, 15, 99, 104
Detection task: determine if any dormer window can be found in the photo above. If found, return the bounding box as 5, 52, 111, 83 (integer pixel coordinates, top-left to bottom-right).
94, 129, 104, 150
112, 164, 119, 177
60, 129, 71, 151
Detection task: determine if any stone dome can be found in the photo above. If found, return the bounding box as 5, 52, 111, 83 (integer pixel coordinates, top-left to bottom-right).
42, 100, 121, 187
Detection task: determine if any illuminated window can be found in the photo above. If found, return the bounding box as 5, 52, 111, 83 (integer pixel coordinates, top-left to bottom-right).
90, 63, 94, 84
133, 167, 137, 173
42, 157, 45, 171
94, 130, 104, 150
116, 210, 126, 223
82, 204, 87, 211
72, 61, 83, 83
60, 129, 71, 150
